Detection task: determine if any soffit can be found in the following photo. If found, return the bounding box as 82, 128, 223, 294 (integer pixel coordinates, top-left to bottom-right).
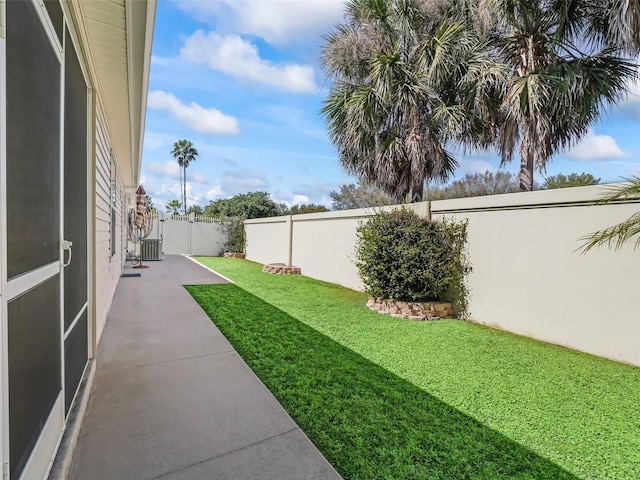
78, 0, 154, 190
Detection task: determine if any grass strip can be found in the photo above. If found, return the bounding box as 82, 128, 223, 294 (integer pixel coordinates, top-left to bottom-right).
191, 257, 640, 479
188, 283, 579, 480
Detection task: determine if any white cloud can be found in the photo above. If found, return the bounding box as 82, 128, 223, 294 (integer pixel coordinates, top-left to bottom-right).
148, 161, 181, 179
221, 169, 269, 195
319, 195, 333, 208
153, 183, 183, 203
147, 161, 208, 188
147, 90, 240, 135
457, 158, 496, 175
180, 31, 316, 94
189, 172, 209, 185
567, 129, 626, 161
150, 55, 172, 67
176, 0, 346, 46
144, 131, 176, 151
187, 187, 206, 208
292, 194, 309, 205
621, 79, 640, 119
206, 186, 223, 200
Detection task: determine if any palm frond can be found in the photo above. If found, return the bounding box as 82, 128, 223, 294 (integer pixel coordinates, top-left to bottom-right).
579, 211, 640, 252
594, 177, 640, 204
578, 177, 640, 253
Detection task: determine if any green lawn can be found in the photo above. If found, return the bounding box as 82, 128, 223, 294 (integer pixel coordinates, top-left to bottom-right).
188, 257, 640, 480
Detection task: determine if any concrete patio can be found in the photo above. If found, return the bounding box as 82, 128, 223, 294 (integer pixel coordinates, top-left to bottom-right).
66, 255, 340, 480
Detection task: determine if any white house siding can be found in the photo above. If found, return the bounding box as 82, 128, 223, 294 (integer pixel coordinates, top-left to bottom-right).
94, 99, 125, 343
0, 1, 153, 477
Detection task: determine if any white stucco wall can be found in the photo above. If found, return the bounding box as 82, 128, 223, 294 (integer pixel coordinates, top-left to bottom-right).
244, 185, 640, 366
189, 219, 226, 256
245, 217, 289, 265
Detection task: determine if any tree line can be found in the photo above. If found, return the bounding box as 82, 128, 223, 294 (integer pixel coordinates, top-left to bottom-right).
156, 171, 600, 219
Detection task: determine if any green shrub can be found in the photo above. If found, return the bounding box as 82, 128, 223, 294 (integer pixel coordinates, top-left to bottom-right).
221, 216, 246, 253
355, 208, 471, 315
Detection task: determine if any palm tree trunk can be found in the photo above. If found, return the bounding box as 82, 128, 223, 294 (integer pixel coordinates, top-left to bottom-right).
183, 165, 187, 214
519, 139, 534, 191
179, 165, 184, 214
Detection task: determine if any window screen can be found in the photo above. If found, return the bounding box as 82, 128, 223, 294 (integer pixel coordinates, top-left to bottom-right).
64, 311, 88, 414
6, 0, 61, 279
8, 277, 61, 480
64, 29, 88, 329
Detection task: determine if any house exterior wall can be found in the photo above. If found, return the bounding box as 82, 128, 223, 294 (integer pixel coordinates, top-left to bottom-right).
0, 0, 153, 477
244, 186, 640, 366
94, 100, 126, 343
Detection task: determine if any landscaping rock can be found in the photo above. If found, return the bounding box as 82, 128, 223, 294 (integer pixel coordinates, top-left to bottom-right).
262, 263, 301, 275
223, 252, 246, 259
366, 298, 454, 321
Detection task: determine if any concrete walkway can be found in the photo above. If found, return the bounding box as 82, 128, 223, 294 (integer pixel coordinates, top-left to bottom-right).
69, 255, 340, 480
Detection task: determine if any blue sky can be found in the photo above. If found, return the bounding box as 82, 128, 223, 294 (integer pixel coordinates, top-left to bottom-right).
141, 0, 640, 211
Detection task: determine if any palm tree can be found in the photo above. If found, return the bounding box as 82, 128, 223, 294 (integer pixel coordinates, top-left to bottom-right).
586, 0, 640, 55
321, 0, 493, 202
170, 139, 199, 214
579, 178, 640, 252
478, 0, 637, 191
165, 199, 182, 216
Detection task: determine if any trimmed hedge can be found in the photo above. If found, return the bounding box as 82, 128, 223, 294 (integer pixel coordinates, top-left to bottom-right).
355, 208, 471, 315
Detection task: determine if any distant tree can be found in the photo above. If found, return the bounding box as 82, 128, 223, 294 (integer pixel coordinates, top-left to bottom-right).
165, 199, 182, 215
276, 202, 290, 215
145, 194, 157, 214
284, 204, 330, 215
186, 204, 204, 215
330, 183, 396, 210
204, 191, 280, 219
429, 171, 520, 200
171, 139, 199, 214
543, 173, 601, 190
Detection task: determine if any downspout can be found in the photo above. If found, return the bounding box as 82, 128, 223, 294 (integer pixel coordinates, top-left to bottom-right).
89, 91, 98, 359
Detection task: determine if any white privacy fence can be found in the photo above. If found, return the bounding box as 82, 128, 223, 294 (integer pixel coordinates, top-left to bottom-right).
135, 213, 227, 256
245, 185, 640, 366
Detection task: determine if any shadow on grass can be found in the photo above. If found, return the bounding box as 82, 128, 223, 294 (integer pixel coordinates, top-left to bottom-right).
187, 284, 578, 480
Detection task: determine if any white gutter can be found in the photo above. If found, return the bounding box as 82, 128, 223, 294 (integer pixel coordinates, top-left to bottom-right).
136, 0, 156, 184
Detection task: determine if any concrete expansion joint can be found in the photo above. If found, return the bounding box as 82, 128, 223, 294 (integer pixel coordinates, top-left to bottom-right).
102, 349, 237, 372
150, 428, 301, 480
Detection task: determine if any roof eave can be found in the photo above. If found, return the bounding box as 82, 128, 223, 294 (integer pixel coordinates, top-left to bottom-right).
126, 0, 156, 189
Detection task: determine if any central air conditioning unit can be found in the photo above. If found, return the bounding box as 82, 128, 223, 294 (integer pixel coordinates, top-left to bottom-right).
142, 239, 162, 261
